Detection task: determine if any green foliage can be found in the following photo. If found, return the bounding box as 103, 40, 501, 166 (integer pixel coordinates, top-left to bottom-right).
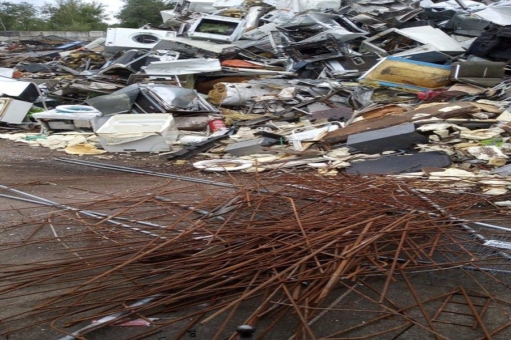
0, 0, 109, 32
41, 0, 109, 31
116, 0, 173, 28
0, 1, 46, 31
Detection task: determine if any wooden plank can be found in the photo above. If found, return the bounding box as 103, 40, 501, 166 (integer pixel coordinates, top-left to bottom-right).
324, 102, 479, 145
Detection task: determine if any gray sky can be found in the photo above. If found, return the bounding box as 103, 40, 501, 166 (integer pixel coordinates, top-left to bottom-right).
14, 0, 124, 23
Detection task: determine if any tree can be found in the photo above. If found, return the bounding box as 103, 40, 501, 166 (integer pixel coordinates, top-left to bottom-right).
0, 2, 45, 31
116, 0, 173, 28
41, 0, 109, 31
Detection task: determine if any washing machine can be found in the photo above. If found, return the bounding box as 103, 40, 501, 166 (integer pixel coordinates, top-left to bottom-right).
105, 28, 176, 53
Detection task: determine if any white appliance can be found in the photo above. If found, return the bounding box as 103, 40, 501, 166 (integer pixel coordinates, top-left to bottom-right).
95, 114, 179, 153
32, 105, 102, 131
0, 98, 32, 124
105, 28, 176, 53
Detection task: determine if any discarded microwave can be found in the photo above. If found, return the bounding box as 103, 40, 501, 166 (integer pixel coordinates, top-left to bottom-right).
187, 15, 246, 43
105, 28, 177, 53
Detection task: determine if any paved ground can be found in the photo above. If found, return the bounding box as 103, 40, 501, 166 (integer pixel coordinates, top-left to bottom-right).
2, 138, 511, 340
0, 138, 234, 340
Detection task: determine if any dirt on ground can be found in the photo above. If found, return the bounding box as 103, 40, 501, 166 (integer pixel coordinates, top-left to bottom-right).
2, 138, 511, 340
0, 138, 244, 340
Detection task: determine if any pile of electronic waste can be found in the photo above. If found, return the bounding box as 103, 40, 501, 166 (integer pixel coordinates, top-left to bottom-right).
1, 0, 511, 181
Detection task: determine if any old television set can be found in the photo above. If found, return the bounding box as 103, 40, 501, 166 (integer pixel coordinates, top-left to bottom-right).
187, 15, 246, 43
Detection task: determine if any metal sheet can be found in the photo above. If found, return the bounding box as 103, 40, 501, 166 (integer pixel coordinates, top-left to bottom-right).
398, 26, 465, 53
475, 1, 511, 26
152, 37, 235, 55
360, 26, 465, 56
269, 0, 340, 12
143, 58, 221, 75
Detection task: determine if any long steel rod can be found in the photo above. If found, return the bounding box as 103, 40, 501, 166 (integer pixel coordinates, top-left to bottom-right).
410, 189, 511, 261
288, 184, 511, 233
55, 157, 235, 188
58, 295, 160, 340
0, 185, 166, 239
0, 193, 170, 230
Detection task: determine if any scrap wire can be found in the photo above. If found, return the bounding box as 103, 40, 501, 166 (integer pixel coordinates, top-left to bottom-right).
1, 174, 511, 339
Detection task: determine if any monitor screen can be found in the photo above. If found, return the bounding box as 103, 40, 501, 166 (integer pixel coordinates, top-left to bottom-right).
194, 19, 240, 36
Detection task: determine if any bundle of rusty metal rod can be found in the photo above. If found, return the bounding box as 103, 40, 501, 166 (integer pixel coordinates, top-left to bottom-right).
1, 174, 511, 339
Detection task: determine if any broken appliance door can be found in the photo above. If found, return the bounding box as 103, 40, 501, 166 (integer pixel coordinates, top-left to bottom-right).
322, 53, 382, 77
285, 36, 346, 63
147, 85, 200, 112
187, 15, 246, 43
98, 49, 151, 78
286, 24, 366, 64
105, 28, 176, 53
152, 37, 236, 58
281, 12, 368, 42
85, 84, 141, 115
359, 26, 465, 56
0, 78, 40, 102
143, 58, 221, 76
133, 89, 166, 114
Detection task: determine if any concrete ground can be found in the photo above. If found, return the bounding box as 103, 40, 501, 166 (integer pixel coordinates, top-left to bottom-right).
2, 138, 511, 340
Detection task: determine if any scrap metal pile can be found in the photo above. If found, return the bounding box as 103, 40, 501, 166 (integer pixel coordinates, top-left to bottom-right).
2, 174, 511, 338
1, 0, 511, 178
